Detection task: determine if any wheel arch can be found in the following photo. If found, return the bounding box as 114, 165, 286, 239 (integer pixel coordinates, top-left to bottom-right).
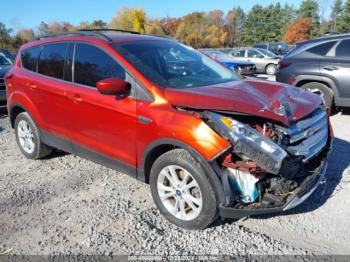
294, 75, 339, 98
139, 138, 226, 204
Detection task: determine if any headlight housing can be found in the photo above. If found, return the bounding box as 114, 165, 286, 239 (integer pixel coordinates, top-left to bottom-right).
202, 112, 287, 174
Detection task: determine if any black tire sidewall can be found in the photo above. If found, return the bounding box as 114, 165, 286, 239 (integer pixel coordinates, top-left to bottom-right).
15, 112, 42, 159
150, 149, 218, 230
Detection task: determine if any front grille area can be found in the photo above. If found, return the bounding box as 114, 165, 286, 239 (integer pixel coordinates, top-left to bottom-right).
0, 78, 5, 90
278, 109, 329, 162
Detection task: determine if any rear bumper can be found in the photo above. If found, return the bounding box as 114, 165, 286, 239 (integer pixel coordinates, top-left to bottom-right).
218, 156, 329, 219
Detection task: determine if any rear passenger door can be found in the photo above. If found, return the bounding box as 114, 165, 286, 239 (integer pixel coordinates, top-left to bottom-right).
21, 42, 74, 150
67, 43, 137, 172
320, 39, 350, 103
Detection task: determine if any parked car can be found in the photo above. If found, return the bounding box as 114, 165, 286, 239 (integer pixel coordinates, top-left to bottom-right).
276, 33, 350, 109
0, 48, 16, 61
5, 30, 332, 229
0, 52, 13, 110
229, 48, 280, 75
202, 50, 256, 75
253, 42, 289, 56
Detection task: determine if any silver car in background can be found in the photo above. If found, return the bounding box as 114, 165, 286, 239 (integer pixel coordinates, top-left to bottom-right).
228, 48, 280, 75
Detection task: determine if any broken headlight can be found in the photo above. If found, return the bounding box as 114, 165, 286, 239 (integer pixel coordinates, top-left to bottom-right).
202, 112, 287, 174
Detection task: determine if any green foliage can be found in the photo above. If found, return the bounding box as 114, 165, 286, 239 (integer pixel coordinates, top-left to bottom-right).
0, 22, 12, 48
331, 0, 343, 31
337, 0, 350, 32
241, 3, 295, 45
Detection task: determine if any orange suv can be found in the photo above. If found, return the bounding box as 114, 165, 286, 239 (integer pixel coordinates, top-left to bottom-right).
5, 30, 332, 229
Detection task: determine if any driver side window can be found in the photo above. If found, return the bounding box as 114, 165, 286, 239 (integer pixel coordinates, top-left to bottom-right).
74, 43, 125, 88
247, 50, 263, 58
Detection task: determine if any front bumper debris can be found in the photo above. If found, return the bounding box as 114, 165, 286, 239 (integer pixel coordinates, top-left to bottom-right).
218, 157, 328, 218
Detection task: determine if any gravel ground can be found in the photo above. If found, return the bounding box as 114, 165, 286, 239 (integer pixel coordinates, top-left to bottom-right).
0, 109, 349, 256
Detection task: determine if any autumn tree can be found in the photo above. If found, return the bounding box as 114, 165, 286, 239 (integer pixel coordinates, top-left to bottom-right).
145, 19, 165, 35
283, 17, 312, 44
109, 7, 147, 33
298, 0, 320, 37
161, 17, 183, 37
17, 29, 35, 42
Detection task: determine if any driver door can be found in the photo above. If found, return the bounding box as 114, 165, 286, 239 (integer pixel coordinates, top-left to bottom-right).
246, 49, 265, 72
67, 43, 138, 173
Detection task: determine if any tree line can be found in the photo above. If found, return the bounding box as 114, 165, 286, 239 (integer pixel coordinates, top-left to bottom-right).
1, 0, 350, 52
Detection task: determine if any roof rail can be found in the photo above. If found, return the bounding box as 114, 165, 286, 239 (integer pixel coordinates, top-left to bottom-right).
34, 31, 113, 42
78, 28, 141, 34
32, 28, 174, 43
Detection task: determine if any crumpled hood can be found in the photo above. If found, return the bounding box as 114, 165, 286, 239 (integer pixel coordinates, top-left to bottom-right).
0, 65, 12, 77
164, 79, 322, 126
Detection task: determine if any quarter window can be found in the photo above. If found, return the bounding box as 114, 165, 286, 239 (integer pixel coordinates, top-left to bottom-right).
74, 43, 125, 87
307, 41, 337, 56
335, 39, 350, 58
21, 46, 41, 72
38, 43, 68, 79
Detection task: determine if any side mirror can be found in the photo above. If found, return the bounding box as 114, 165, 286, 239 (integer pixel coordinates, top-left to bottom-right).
96, 78, 129, 96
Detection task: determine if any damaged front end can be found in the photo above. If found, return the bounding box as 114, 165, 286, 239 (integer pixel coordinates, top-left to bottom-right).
200, 108, 332, 218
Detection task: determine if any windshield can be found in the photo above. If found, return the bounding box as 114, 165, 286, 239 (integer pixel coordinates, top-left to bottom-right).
113, 40, 238, 89
269, 43, 289, 53
257, 48, 276, 57
0, 53, 13, 66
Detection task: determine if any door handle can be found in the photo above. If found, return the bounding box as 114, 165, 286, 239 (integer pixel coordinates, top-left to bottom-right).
64, 92, 83, 103
27, 82, 37, 90
72, 95, 83, 103
322, 66, 338, 71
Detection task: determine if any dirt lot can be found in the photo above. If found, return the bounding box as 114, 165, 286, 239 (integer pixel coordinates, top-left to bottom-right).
0, 109, 349, 256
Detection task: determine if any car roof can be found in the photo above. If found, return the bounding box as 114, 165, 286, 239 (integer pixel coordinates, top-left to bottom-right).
296, 33, 350, 47
21, 30, 174, 50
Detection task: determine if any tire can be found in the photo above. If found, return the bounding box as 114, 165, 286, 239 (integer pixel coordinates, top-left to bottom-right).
150, 149, 218, 230
265, 64, 277, 75
301, 82, 334, 109
15, 112, 52, 159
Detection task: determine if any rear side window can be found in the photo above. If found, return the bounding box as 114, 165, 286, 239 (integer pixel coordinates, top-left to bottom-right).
74, 43, 125, 88
38, 43, 68, 79
231, 50, 245, 57
335, 39, 350, 58
307, 41, 336, 56
21, 47, 41, 72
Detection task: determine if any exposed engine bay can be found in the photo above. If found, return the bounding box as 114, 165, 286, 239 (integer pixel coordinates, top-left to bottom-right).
199, 108, 332, 211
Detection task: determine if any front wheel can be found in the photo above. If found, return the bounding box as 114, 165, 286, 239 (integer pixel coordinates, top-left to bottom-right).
265, 64, 277, 75
150, 149, 218, 230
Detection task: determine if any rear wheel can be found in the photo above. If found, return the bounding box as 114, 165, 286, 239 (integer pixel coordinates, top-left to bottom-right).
265, 64, 277, 75
150, 149, 218, 230
15, 112, 52, 159
301, 82, 333, 109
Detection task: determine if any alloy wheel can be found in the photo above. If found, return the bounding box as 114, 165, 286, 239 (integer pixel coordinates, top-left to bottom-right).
157, 165, 203, 221
17, 120, 35, 154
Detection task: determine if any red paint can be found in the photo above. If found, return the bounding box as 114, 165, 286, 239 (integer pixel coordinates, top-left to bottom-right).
6, 34, 322, 171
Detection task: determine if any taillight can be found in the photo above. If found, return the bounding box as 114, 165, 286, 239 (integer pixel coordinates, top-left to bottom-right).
278, 61, 291, 70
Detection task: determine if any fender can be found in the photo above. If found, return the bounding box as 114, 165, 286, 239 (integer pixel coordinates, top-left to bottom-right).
139, 138, 228, 204
294, 75, 340, 98
7, 90, 44, 129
